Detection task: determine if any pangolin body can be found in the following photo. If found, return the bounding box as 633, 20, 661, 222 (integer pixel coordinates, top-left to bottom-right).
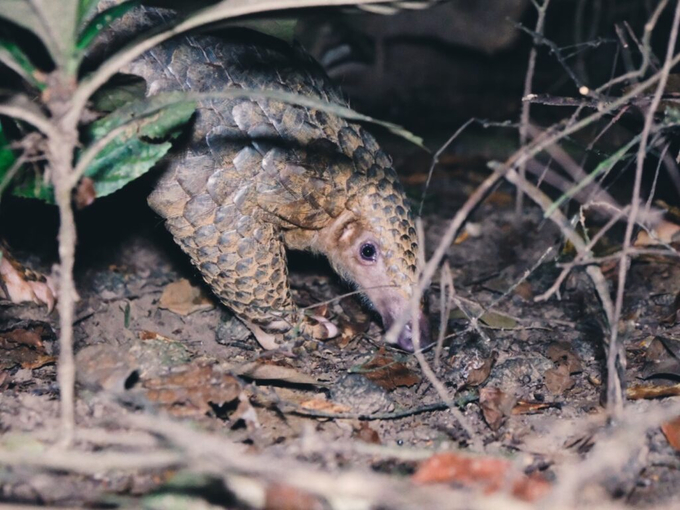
115, 7, 427, 350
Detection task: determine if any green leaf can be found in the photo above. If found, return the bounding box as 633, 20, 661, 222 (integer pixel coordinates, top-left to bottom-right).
78, 0, 103, 26
0, 124, 18, 196
232, 16, 298, 44
81, 93, 196, 198
86, 137, 173, 197
77, 1, 138, 52
11, 169, 54, 203
664, 106, 680, 126
0, 39, 45, 89
90, 75, 147, 113
0, 0, 79, 71
0, 120, 50, 203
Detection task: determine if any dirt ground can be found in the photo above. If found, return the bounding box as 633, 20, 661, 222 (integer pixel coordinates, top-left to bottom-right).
1, 136, 680, 509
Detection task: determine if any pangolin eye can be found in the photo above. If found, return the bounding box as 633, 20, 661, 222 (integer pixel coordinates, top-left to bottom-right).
360, 243, 377, 261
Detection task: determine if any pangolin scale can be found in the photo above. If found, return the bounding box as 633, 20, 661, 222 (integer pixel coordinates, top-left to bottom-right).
111, 7, 427, 350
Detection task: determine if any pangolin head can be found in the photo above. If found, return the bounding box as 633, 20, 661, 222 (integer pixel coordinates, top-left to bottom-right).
316, 162, 430, 352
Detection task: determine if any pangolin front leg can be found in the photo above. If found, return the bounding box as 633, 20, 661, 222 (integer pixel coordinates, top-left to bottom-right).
148, 165, 337, 349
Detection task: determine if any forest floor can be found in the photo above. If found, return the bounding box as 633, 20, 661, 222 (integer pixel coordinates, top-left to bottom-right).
1, 135, 680, 509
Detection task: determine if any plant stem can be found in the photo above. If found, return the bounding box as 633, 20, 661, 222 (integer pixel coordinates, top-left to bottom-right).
49, 125, 78, 447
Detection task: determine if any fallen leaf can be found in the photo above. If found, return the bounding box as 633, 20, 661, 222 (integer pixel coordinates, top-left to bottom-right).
355, 347, 420, 390
138, 330, 177, 342
337, 298, 371, 347
449, 308, 518, 329
75, 343, 138, 392
512, 400, 560, 415
634, 219, 680, 246
661, 416, 680, 451
265, 483, 325, 510
412, 452, 550, 502
627, 383, 680, 400
353, 422, 381, 444
299, 398, 351, 414
514, 281, 534, 301
454, 230, 470, 244
0, 324, 56, 371
466, 351, 498, 387
479, 387, 516, 431
544, 364, 574, 394
0, 246, 56, 311
233, 359, 321, 386
158, 279, 214, 315
546, 342, 582, 374
143, 362, 242, 417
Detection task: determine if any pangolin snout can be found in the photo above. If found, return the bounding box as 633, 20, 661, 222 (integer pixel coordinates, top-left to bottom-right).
383, 308, 431, 352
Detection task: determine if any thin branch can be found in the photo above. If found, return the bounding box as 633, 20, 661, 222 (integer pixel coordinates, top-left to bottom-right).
607, 0, 680, 418
0, 100, 56, 138
517, 0, 551, 218
419, 118, 474, 216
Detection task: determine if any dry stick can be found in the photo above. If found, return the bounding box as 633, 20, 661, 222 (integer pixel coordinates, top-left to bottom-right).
644, 144, 667, 222
0, 448, 182, 475
503, 167, 615, 325
434, 261, 453, 369
608, 0, 680, 419
123, 414, 526, 510
526, 124, 629, 221
412, 220, 481, 451
535, 206, 629, 302
386, 50, 680, 353
547, 400, 680, 507
517, 0, 551, 218
418, 118, 474, 217
594, 0, 668, 93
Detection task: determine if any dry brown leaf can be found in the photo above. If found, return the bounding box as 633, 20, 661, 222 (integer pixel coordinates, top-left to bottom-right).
514, 281, 534, 301
158, 279, 214, 315
412, 452, 550, 502
0, 248, 56, 311
138, 330, 176, 342
265, 483, 325, 510
634, 219, 680, 246
233, 359, 321, 386
75, 177, 97, 209
299, 398, 351, 414
353, 422, 381, 444
466, 352, 498, 387
627, 383, 680, 400
357, 347, 420, 390
143, 362, 242, 417
544, 364, 574, 394
454, 230, 470, 244
0, 325, 56, 371
661, 416, 680, 451
546, 342, 582, 374
337, 299, 371, 346
512, 400, 560, 415
479, 387, 516, 431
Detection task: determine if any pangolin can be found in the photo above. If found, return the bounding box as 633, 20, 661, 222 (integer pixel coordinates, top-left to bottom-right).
112, 7, 429, 351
